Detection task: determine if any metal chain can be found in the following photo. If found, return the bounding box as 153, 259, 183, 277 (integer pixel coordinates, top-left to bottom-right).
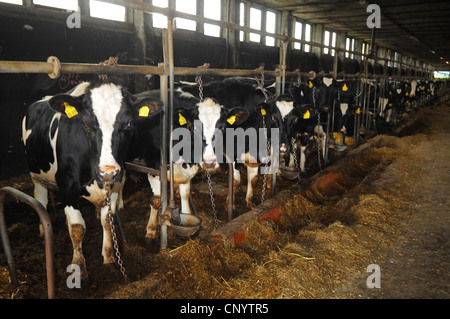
206, 171, 219, 229
255, 68, 269, 103
195, 75, 204, 102
316, 111, 322, 171
312, 86, 322, 171
260, 115, 270, 204
105, 186, 129, 284
291, 137, 301, 183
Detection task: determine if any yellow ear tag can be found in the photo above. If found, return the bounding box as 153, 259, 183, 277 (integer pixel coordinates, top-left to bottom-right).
227, 115, 236, 125
139, 105, 150, 117
342, 84, 348, 92
178, 113, 187, 126
261, 108, 266, 116
64, 102, 78, 118
389, 103, 393, 107
356, 107, 361, 114
307, 81, 314, 88
303, 110, 311, 119
406, 92, 409, 96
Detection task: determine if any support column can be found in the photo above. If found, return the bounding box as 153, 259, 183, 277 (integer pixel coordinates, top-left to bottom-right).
133, 4, 147, 92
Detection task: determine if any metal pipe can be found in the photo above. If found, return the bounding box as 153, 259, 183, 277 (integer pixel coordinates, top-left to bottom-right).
223, 152, 234, 222
0, 60, 164, 76
168, 17, 176, 209
0, 187, 55, 299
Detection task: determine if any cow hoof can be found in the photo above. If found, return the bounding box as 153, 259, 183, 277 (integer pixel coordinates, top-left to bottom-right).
246, 201, 256, 209
103, 261, 118, 270
145, 236, 159, 247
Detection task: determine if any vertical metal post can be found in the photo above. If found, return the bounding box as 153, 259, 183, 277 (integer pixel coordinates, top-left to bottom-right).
159, 67, 169, 251
160, 29, 170, 251
280, 41, 288, 95
168, 17, 176, 209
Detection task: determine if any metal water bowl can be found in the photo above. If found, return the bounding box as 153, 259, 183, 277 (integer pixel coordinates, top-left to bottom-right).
170, 213, 202, 237
280, 164, 301, 181
334, 143, 348, 152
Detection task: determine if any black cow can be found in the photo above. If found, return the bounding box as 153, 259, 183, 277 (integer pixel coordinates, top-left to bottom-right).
22, 80, 161, 280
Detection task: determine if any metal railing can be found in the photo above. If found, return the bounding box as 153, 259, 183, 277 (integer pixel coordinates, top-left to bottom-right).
0, 187, 55, 299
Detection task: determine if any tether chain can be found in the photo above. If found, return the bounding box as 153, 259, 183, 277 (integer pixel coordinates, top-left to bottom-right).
312, 87, 322, 171
105, 186, 129, 284
291, 137, 301, 183
260, 115, 270, 204
195, 75, 204, 102
98, 57, 119, 80
255, 67, 269, 103
206, 171, 219, 229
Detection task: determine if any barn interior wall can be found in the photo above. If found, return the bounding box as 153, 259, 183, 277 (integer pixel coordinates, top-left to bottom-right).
0, 3, 416, 180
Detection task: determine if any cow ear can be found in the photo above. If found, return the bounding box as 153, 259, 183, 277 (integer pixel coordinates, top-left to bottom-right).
226, 107, 249, 126
297, 105, 313, 119
48, 94, 83, 119
134, 97, 163, 118
174, 108, 191, 127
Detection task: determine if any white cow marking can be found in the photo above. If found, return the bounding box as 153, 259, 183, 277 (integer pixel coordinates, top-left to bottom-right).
197, 98, 222, 163
276, 100, 294, 120
90, 83, 123, 171
323, 77, 333, 87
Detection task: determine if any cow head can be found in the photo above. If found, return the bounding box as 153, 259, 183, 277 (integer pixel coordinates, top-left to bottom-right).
49, 81, 161, 184
175, 97, 248, 170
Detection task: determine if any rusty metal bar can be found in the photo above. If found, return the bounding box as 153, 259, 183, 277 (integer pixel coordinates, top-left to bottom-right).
0, 60, 164, 76
125, 162, 160, 176
0, 187, 55, 299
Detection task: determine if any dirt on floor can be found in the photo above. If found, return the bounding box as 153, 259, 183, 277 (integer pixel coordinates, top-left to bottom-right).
0, 95, 449, 299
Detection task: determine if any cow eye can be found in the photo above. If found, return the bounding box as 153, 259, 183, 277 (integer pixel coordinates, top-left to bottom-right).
82, 120, 93, 133
125, 120, 134, 130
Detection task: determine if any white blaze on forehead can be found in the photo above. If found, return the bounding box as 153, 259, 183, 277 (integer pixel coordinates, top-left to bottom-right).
276, 100, 294, 119
340, 103, 348, 116
197, 98, 222, 162
90, 83, 124, 169
323, 77, 333, 87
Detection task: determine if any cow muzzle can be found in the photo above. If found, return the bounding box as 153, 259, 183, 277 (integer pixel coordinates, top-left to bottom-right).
201, 159, 217, 170
97, 165, 120, 183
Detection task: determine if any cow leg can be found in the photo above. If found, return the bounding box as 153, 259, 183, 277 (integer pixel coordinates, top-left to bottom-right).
226, 162, 240, 210
299, 145, 307, 173
99, 185, 121, 265
146, 174, 161, 239
178, 182, 192, 215
64, 205, 88, 280
245, 166, 259, 208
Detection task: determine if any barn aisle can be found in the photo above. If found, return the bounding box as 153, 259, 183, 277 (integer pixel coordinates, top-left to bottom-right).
337, 99, 450, 298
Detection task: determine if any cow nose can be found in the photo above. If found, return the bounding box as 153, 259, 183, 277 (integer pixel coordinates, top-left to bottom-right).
97, 165, 120, 182
202, 159, 216, 170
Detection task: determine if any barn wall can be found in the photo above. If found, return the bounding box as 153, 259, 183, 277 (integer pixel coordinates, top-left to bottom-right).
0, 3, 397, 180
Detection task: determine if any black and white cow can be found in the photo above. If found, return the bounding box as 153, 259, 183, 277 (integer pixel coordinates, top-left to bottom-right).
126, 90, 205, 239
22, 80, 161, 280
176, 78, 284, 208
285, 73, 338, 171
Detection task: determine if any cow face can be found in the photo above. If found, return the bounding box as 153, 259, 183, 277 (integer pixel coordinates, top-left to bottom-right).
49, 82, 161, 184
175, 98, 248, 170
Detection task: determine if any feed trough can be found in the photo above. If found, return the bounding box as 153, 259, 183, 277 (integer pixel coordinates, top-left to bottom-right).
169, 210, 202, 237
280, 162, 301, 181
